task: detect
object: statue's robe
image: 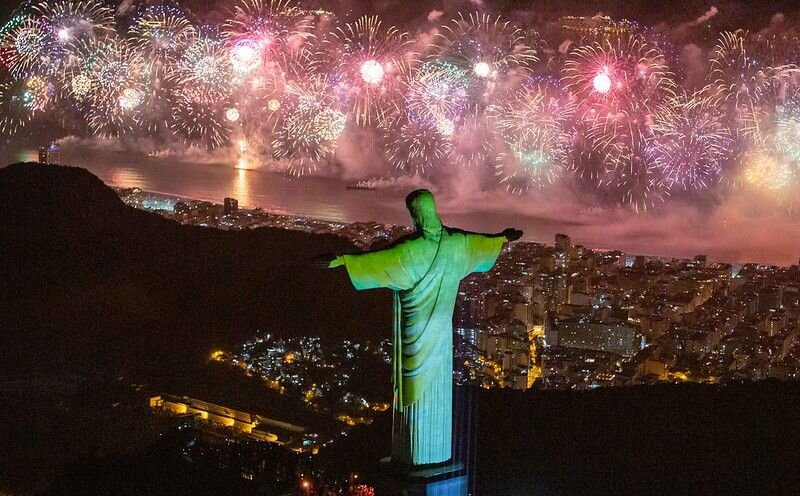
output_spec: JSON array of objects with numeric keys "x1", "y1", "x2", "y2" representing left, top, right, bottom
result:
[{"x1": 340, "y1": 227, "x2": 504, "y2": 466}]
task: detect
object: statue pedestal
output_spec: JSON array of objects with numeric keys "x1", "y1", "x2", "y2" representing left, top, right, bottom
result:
[{"x1": 373, "y1": 459, "x2": 468, "y2": 496}]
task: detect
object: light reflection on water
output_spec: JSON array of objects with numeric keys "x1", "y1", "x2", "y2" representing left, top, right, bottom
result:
[
  {"x1": 233, "y1": 167, "x2": 252, "y2": 208},
  {"x1": 111, "y1": 167, "x2": 151, "y2": 191},
  {"x1": 47, "y1": 146, "x2": 406, "y2": 225}
]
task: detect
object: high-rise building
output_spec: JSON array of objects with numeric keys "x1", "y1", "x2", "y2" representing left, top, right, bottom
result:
[
  {"x1": 544, "y1": 312, "x2": 558, "y2": 347},
  {"x1": 783, "y1": 286, "x2": 800, "y2": 308},
  {"x1": 512, "y1": 301, "x2": 534, "y2": 329},
  {"x1": 759, "y1": 285, "x2": 783, "y2": 311},
  {"x1": 555, "y1": 233, "x2": 571, "y2": 252},
  {"x1": 224, "y1": 197, "x2": 239, "y2": 215},
  {"x1": 766, "y1": 309, "x2": 786, "y2": 337},
  {"x1": 554, "y1": 318, "x2": 640, "y2": 356},
  {"x1": 47, "y1": 143, "x2": 61, "y2": 164}
]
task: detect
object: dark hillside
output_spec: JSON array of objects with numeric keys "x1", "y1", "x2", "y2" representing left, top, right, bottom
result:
[{"x1": 0, "y1": 162, "x2": 392, "y2": 378}]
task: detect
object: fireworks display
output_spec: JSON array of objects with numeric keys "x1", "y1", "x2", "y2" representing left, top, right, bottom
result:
[
  {"x1": 432, "y1": 13, "x2": 539, "y2": 94},
  {"x1": 129, "y1": 5, "x2": 194, "y2": 76},
  {"x1": 489, "y1": 79, "x2": 576, "y2": 193},
  {"x1": 320, "y1": 15, "x2": 412, "y2": 126},
  {"x1": 3, "y1": 1, "x2": 800, "y2": 211},
  {"x1": 650, "y1": 95, "x2": 731, "y2": 191},
  {"x1": 270, "y1": 75, "x2": 345, "y2": 175},
  {"x1": 384, "y1": 113, "x2": 453, "y2": 175},
  {"x1": 0, "y1": 77, "x2": 33, "y2": 134}
]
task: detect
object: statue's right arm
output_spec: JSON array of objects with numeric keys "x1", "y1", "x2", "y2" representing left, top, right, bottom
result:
[{"x1": 332, "y1": 241, "x2": 416, "y2": 291}]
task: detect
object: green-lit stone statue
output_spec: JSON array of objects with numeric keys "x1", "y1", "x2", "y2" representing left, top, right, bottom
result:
[{"x1": 325, "y1": 189, "x2": 522, "y2": 467}]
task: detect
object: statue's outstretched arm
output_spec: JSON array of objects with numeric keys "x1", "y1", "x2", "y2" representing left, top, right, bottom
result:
[
  {"x1": 460, "y1": 228, "x2": 522, "y2": 276},
  {"x1": 450, "y1": 227, "x2": 523, "y2": 242},
  {"x1": 325, "y1": 242, "x2": 416, "y2": 291}
]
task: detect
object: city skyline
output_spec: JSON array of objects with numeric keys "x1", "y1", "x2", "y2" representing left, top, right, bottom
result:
[{"x1": 122, "y1": 186, "x2": 800, "y2": 393}]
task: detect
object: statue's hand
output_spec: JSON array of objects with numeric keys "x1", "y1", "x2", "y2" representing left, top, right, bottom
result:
[
  {"x1": 502, "y1": 228, "x2": 523, "y2": 242},
  {"x1": 313, "y1": 253, "x2": 342, "y2": 269}
]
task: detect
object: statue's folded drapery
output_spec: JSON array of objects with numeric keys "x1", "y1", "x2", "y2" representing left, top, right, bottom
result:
[{"x1": 340, "y1": 196, "x2": 504, "y2": 465}]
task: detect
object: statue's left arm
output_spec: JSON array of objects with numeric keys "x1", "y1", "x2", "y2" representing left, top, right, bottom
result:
[{"x1": 461, "y1": 228, "x2": 522, "y2": 276}]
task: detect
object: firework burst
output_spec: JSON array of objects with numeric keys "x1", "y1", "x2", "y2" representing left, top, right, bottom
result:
[
  {"x1": 405, "y1": 59, "x2": 469, "y2": 130},
  {"x1": 650, "y1": 94, "x2": 732, "y2": 191},
  {"x1": 270, "y1": 75, "x2": 346, "y2": 175},
  {"x1": 704, "y1": 30, "x2": 791, "y2": 131},
  {"x1": 131, "y1": 71, "x2": 184, "y2": 137},
  {"x1": 31, "y1": 0, "x2": 115, "y2": 39},
  {"x1": 383, "y1": 112, "x2": 452, "y2": 175},
  {"x1": 174, "y1": 32, "x2": 233, "y2": 96},
  {"x1": 321, "y1": 15, "x2": 412, "y2": 126},
  {"x1": 489, "y1": 79, "x2": 576, "y2": 193},
  {"x1": 0, "y1": 16, "x2": 52, "y2": 78},
  {"x1": 129, "y1": 5, "x2": 195, "y2": 76},
  {"x1": 562, "y1": 34, "x2": 676, "y2": 123},
  {"x1": 69, "y1": 38, "x2": 146, "y2": 136},
  {"x1": 21, "y1": 0, "x2": 116, "y2": 76},
  {"x1": 170, "y1": 86, "x2": 233, "y2": 148},
  {"x1": 562, "y1": 35, "x2": 675, "y2": 210},
  {"x1": 448, "y1": 115, "x2": 495, "y2": 169},
  {"x1": 775, "y1": 92, "x2": 800, "y2": 162},
  {"x1": 222, "y1": 0, "x2": 312, "y2": 80},
  {"x1": 432, "y1": 13, "x2": 539, "y2": 90},
  {"x1": 741, "y1": 150, "x2": 795, "y2": 191},
  {"x1": 0, "y1": 76, "x2": 34, "y2": 134}
]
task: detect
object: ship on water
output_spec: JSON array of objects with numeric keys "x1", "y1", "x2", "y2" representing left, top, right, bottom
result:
[{"x1": 346, "y1": 178, "x2": 380, "y2": 190}]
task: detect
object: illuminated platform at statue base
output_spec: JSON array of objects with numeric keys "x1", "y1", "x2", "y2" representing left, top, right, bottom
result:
[{"x1": 374, "y1": 459, "x2": 468, "y2": 496}]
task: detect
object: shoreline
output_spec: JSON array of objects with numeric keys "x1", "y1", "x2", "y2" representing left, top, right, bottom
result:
[{"x1": 117, "y1": 185, "x2": 791, "y2": 269}]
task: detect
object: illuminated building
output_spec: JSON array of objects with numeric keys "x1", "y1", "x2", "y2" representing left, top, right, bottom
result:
[
  {"x1": 224, "y1": 197, "x2": 239, "y2": 216},
  {"x1": 555, "y1": 233, "x2": 571, "y2": 252},
  {"x1": 759, "y1": 285, "x2": 783, "y2": 311},
  {"x1": 149, "y1": 394, "x2": 316, "y2": 452},
  {"x1": 766, "y1": 309, "x2": 786, "y2": 337},
  {"x1": 173, "y1": 200, "x2": 223, "y2": 223},
  {"x1": 555, "y1": 317, "x2": 641, "y2": 356}
]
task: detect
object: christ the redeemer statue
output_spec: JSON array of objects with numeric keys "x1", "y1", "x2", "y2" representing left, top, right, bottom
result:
[{"x1": 325, "y1": 189, "x2": 522, "y2": 467}]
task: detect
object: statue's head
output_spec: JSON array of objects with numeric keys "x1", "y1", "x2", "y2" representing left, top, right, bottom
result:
[{"x1": 405, "y1": 189, "x2": 442, "y2": 235}]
